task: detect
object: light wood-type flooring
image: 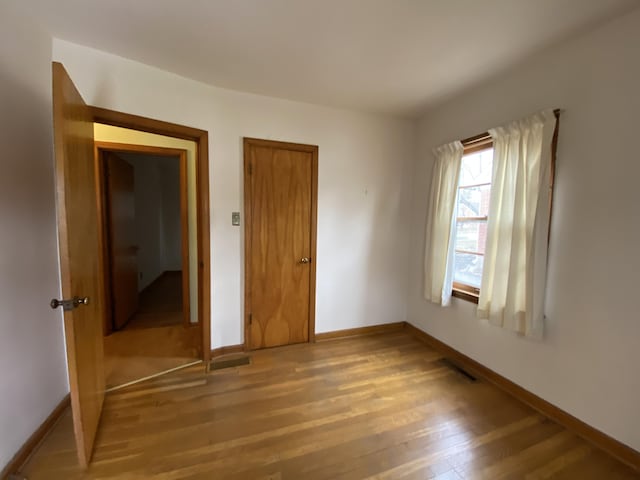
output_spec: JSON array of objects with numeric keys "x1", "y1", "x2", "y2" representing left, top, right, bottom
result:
[
  {"x1": 104, "y1": 271, "x2": 200, "y2": 388},
  {"x1": 23, "y1": 333, "x2": 639, "y2": 479},
  {"x1": 127, "y1": 272, "x2": 185, "y2": 329}
]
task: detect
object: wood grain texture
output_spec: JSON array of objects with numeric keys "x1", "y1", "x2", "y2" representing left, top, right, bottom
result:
[
  {"x1": 250, "y1": 145, "x2": 311, "y2": 347},
  {"x1": 0, "y1": 395, "x2": 70, "y2": 479},
  {"x1": 244, "y1": 138, "x2": 318, "y2": 350},
  {"x1": 179, "y1": 152, "x2": 191, "y2": 328},
  {"x1": 90, "y1": 108, "x2": 212, "y2": 363},
  {"x1": 404, "y1": 322, "x2": 640, "y2": 472},
  {"x1": 21, "y1": 333, "x2": 638, "y2": 479},
  {"x1": 105, "y1": 152, "x2": 138, "y2": 330},
  {"x1": 52, "y1": 62, "x2": 105, "y2": 468},
  {"x1": 451, "y1": 288, "x2": 480, "y2": 304},
  {"x1": 104, "y1": 324, "x2": 200, "y2": 389},
  {"x1": 129, "y1": 271, "x2": 184, "y2": 329},
  {"x1": 94, "y1": 147, "x2": 113, "y2": 337},
  {"x1": 104, "y1": 272, "x2": 199, "y2": 389},
  {"x1": 94, "y1": 141, "x2": 187, "y2": 157},
  {"x1": 315, "y1": 322, "x2": 405, "y2": 341}
]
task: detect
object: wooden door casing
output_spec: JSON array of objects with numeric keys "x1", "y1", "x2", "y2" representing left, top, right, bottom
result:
[
  {"x1": 178, "y1": 153, "x2": 191, "y2": 328},
  {"x1": 52, "y1": 62, "x2": 105, "y2": 467},
  {"x1": 244, "y1": 138, "x2": 318, "y2": 350},
  {"x1": 105, "y1": 152, "x2": 139, "y2": 330},
  {"x1": 90, "y1": 108, "x2": 211, "y2": 363}
]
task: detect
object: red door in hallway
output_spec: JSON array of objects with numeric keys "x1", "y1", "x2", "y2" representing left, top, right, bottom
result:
[{"x1": 243, "y1": 138, "x2": 318, "y2": 349}]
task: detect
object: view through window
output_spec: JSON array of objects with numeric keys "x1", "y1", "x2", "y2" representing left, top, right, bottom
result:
[{"x1": 453, "y1": 147, "x2": 493, "y2": 293}]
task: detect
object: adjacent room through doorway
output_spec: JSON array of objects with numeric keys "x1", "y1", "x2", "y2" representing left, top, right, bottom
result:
[{"x1": 95, "y1": 138, "x2": 201, "y2": 389}]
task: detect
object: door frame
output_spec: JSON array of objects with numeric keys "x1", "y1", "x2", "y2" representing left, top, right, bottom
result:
[
  {"x1": 243, "y1": 137, "x2": 318, "y2": 350},
  {"x1": 95, "y1": 142, "x2": 192, "y2": 334},
  {"x1": 91, "y1": 107, "x2": 211, "y2": 363}
]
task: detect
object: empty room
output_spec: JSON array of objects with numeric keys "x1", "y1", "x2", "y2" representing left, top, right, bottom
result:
[{"x1": 1, "y1": 1, "x2": 639, "y2": 479}]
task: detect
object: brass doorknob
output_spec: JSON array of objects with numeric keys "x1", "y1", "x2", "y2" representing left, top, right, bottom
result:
[{"x1": 300, "y1": 257, "x2": 311, "y2": 264}]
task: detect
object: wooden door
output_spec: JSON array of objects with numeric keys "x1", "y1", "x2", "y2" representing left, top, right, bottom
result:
[
  {"x1": 52, "y1": 62, "x2": 105, "y2": 467},
  {"x1": 105, "y1": 152, "x2": 139, "y2": 330},
  {"x1": 244, "y1": 138, "x2": 318, "y2": 349}
]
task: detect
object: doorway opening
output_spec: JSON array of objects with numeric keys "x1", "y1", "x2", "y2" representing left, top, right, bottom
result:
[
  {"x1": 95, "y1": 141, "x2": 200, "y2": 388},
  {"x1": 89, "y1": 109, "x2": 211, "y2": 369}
]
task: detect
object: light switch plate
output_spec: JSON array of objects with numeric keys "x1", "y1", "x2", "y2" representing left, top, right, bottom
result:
[{"x1": 232, "y1": 212, "x2": 241, "y2": 226}]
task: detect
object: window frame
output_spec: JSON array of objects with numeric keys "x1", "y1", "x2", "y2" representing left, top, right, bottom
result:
[
  {"x1": 451, "y1": 109, "x2": 560, "y2": 304},
  {"x1": 452, "y1": 136, "x2": 493, "y2": 304}
]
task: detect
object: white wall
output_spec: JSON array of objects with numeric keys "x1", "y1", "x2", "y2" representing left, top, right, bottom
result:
[
  {"x1": 124, "y1": 154, "x2": 165, "y2": 290},
  {"x1": 121, "y1": 154, "x2": 182, "y2": 290},
  {"x1": 408, "y1": 9, "x2": 640, "y2": 451},
  {"x1": 54, "y1": 39, "x2": 416, "y2": 349},
  {"x1": 158, "y1": 158, "x2": 182, "y2": 272},
  {"x1": 0, "y1": 6, "x2": 69, "y2": 471}
]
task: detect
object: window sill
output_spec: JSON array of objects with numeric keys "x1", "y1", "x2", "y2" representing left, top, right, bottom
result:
[{"x1": 452, "y1": 288, "x2": 479, "y2": 304}]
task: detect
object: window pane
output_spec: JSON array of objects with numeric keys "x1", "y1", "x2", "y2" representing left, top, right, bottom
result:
[
  {"x1": 453, "y1": 252, "x2": 484, "y2": 288},
  {"x1": 458, "y1": 184, "x2": 491, "y2": 218},
  {"x1": 455, "y1": 220, "x2": 488, "y2": 254},
  {"x1": 459, "y1": 148, "x2": 493, "y2": 187}
]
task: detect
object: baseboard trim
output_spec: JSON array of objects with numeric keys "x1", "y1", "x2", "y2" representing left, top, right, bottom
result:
[
  {"x1": 315, "y1": 322, "x2": 405, "y2": 341},
  {"x1": 211, "y1": 344, "x2": 245, "y2": 358},
  {"x1": 0, "y1": 394, "x2": 70, "y2": 479},
  {"x1": 213, "y1": 323, "x2": 405, "y2": 356},
  {"x1": 403, "y1": 322, "x2": 640, "y2": 472}
]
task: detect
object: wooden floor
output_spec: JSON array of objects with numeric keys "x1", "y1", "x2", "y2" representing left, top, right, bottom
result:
[
  {"x1": 128, "y1": 271, "x2": 185, "y2": 329},
  {"x1": 104, "y1": 271, "x2": 199, "y2": 388},
  {"x1": 23, "y1": 333, "x2": 639, "y2": 479}
]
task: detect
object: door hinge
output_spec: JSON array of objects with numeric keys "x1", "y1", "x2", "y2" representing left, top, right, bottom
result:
[
  {"x1": 248, "y1": 163, "x2": 253, "y2": 175},
  {"x1": 249, "y1": 313, "x2": 252, "y2": 325}
]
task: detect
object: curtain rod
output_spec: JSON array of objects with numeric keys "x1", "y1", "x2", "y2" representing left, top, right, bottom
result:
[{"x1": 461, "y1": 109, "x2": 561, "y2": 146}]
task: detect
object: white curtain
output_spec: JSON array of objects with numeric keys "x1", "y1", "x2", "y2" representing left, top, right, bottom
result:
[
  {"x1": 424, "y1": 141, "x2": 464, "y2": 306},
  {"x1": 478, "y1": 110, "x2": 557, "y2": 337}
]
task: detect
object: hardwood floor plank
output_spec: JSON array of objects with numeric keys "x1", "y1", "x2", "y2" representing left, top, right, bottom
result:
[
  {"x1": 523, "y1": 444, "x2": 592, "y2": 480},
  {"x1": 19, "y1": 333, "x2": 640, "y2": 479},
  {"x1": 104, "y1": 271, "x2": 199, "y2": 389}
]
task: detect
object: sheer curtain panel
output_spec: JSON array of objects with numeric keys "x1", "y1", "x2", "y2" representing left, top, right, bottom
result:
[
  {"x1": 478, "y1": 110, "x2": 557, "y2": 337},
  {"x1": 424, "y1": 141, "x2": 464, "y2": 306}
]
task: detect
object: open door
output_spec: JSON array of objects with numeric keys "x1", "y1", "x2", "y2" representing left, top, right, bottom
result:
[
  {"x1": 104, "y1": 152, "x2": 139, "y2": 330},
  {"x1": 52, "y1": 62, "x2": 105, "y2": 467}
]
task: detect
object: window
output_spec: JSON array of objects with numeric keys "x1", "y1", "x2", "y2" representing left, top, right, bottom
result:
[
  {"x1": 452, "y1": 141, "x2": 493, "y2": 302},
  {"x1": 426, "y1": 110, "x2": 559, "y2": 320}
]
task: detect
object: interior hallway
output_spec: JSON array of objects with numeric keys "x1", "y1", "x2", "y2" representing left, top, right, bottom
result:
[
  {"x1": 104, "y1": 272, "x2": 200, "y2": 388},
  {"x1": 22, "y1": 332, "x2": 637, "y2": 479}
]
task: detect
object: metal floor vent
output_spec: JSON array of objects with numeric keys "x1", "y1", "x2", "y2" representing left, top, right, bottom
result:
[
  {"x1": 438, "y1": 358, "x2": 477, "y2": 382},
  {"x1": 210, "y1": 355, "x2": 250, "y2": 371}
]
